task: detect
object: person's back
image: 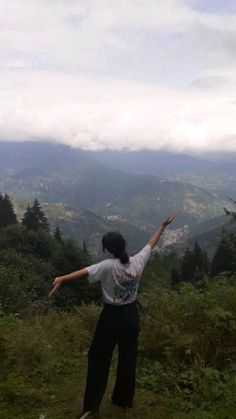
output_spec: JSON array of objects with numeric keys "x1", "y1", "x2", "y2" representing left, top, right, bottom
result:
[
  {"x1": 48, "y1": 215, "x2": 175, "y2": 419},
  {"x1": 86, "y1": 244, "x2": 151, "y2": 305}
]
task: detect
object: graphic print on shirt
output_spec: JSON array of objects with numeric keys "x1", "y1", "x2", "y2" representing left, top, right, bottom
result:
[{"x1": 113, "y1": 271, "x2": 139, "y2": 304}]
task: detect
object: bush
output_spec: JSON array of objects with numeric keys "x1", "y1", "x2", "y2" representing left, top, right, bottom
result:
[{"x1": 138, "y1": 278, "x2": 236, "y2": 405}]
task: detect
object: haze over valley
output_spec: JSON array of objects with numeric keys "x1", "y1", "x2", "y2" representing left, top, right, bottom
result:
[{"x1": 0, "y1": 141, "x2": 235, "y2": 258}]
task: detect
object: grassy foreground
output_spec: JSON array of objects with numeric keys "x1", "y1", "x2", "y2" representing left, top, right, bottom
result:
[{"x1": 1, "y1": 291, "x2": 236, "y2": 419}]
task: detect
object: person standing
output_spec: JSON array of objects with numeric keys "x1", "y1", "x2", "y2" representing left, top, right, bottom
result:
[{"x1": 49, "y1": 215, "x2": 175, "y2": 418}]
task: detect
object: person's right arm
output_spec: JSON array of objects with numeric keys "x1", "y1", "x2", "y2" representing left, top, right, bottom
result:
[
  {"x1": 147, "y1": 215, "x2": 175, "y2": 249},
  {"x1": 48, "y1": 268, "x2": 89, "y2": 299},
  {"x1": 48, "y1": 259, "x2": 111, "y2": 300}
]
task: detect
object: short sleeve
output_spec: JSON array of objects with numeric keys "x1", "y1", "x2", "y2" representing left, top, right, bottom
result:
[
  {"x1": 86, "y1": 260, "x2": 110, "y2": 284},
  {"x1": 132, "y1": 245, "x2": 152, "y2": 272}
]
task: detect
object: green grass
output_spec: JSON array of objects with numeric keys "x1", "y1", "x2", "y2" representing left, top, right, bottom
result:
[
  {"x1": 1, "y1": 354, "x2": 235, "y2": 419},
  {"x1": 1, "y1": 304, "x2": 235, "y2": 419},
  {"x1": 1, "y1": 365, "x2": 235, "y2": 419}
]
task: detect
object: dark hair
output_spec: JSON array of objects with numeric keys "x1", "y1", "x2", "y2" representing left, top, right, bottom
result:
[{"x1": 102, "y1": 231, "x2": 129, "y2": 264}]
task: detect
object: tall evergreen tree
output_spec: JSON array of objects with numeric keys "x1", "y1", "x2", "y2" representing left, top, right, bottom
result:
[
  {"x1": 0, "y1": 193, "x2": 17, "y2": 228},
  {"x1": 83, "y1": 240, "x2": 88, "y2": 254},
  {"x1": 211, "y1": 233, "x2": 236, "y2": 276},
  {"x1": 193, "y1": 242, "x2": 209, "y2": 274},
  {"x1": 54, "y1": 225, "x2": 63, "y2": 242},
  {"x1": 0, "y1": 193, "x2": 4, "y2": 227},
  {"x1": 22, "y1": 205, "x2": 36, "y2": 230},
  {"x1": 180, "y1": 242, "x2": 209, "y2": 283},
  {"x1": 32, "y1": 199, "x2": 49, "y2": 232},
  {"x1": 181, "y1": 248, "x2": 194, "y2": 282},
  {"x1": 22, "y1": 199, "x2": 49, "y2": 232}
]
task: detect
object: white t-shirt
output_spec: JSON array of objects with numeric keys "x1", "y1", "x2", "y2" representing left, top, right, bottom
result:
[{"x1": 86, "y1": 244, "x2": 152, "y2": 305}]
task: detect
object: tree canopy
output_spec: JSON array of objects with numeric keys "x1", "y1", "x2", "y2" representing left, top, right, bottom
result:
[
  {"x1": 0, "y1": 196, "x2": 99, "y2": 314},
  {"x1": 22, "y1": 199, "x2": 49, "y2": 232},
  {"x1": 0, "y1": 193, "x2": 17, "y2": 228}
]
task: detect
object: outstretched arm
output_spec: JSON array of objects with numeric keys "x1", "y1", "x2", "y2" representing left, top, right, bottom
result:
[
  {"x1": 148, "y1": 215, "x2": 175, "y2": 249},
  {"x1": 48, "y1": 268, "x2": 89, "y2": 299}
]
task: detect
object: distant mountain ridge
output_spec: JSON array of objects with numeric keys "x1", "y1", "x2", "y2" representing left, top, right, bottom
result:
[
  {"x1": 85, "y1": 148, "x2": 236, "y2": 199},
  {"x1": 0, "y1": 141, "x2": 234, "y2": 248},
  {"x1": 0, "y1": 143, "x2": 227, "y2": 222},
  {"x1": 85, "y1": 149, "x2": 218, "y2": 176}
]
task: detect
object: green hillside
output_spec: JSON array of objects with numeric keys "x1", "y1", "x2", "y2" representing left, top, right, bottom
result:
[
  {"x1": 0, "y1": 193, "x2": 235, "y2": 418},
  {"x1": 0, "y1": 142, "x2": 231, "y2": 239},
  {"x1": 169, "y1": 172, "x2": 236, "y2": 201},
  {"x1": 169, "y1": 219, "x2": 236, "y2": 257},
  {"x1": 13, "y1": 198, "x2": 149, "y2": 259}
]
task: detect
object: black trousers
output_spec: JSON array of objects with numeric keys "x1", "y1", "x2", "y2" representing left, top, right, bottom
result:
[{"x1": 83, "y1": 301, "x2": 140, "y2": 412}]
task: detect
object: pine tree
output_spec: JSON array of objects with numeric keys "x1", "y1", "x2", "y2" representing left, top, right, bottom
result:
[
  {"x1": 0, "y1": 193, "x2": 4, "y2": 227},
  {"x1": 3, "y1": 194, "x2": 17, "y2": 226},
  {"x1": 83, "y1": 240, "x2": 88, "y2": 254},
  {"x1": 180, "y1": 242, "x2": 209, "y2": 283},
  {"x1": 22, "y1": 200, "x2": 49, "y2": 232},
  {"x1": 211, "y1": 233, "x2": 236, "y2": 276},
  {"x1": 0, "y1": 193, "x2": 17, "y2": 228},
  {"x1": 193, "y1": 242, "x2": 209, "y2": 274},
  {"x1": 32, "y1": 199, "x2": 49, "y2": 232},
  {"x1": 54, "y1": 225, "x2": 63, "y2": 242},
  {"x1": 22, "y1": 205, "x2": 35, "y2": 230},
  {"x1": 181, "y1": 248, "x2": 194, "y2": 282}
]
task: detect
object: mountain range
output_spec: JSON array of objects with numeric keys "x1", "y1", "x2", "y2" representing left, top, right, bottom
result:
[
  {"x1": 85, "y1": 149, "x2": 236, "y2": 199},
  {"x1": 0, "y1": 141, "x2": 235, "y2": 257}
]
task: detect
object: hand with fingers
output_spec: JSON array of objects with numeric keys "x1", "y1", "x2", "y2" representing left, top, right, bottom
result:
[
  {"x1": 147, "y1": 214, "x2": 176, "y2": 249},
  {"x1": 161, "y1": 215, "x2": 175, "y2": 227},
  {"x1": 48, "y1": 276, "x2": 64, "y2": 300}
]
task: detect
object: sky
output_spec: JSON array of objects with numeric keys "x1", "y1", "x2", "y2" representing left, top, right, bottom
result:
[{"x1": 0, "y1": 0, "x2": 236, "y2": 152}]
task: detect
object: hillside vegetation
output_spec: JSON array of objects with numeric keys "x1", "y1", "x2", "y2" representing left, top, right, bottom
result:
[
  {"x1": 0, "y1": 195, "x2": 235, "y2": 418},
  {"x1": 12, "y1": 198, "x2": 149, "y2": 259}
]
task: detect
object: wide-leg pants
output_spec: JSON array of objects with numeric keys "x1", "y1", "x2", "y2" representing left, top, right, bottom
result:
[{"x1": 83, "y1": 301, "x2": 140, "y2": 412}]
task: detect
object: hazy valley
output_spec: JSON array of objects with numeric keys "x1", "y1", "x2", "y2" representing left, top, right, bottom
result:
[{"x1": 0, "y1": 141, "x2": 235, "y2": 257}]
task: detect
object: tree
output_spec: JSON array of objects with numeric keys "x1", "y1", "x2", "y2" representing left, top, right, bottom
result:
[
  {"x1": 83, "y1": 240, "x2": 88, "y2": 254},
  {"x1": 22, "y1": 199, "x2": 49, "y2": 232},
  {"x1": 211, "y1": 233, "x2": 236, "y2": 276},
  {"x1": 21, "y1": 205, "x2": 35, "y2": 230},
  {"x1": 54, "y1": 225, "x2": 63, "y2": 242},
  {"x1": 180, "y1": 242, "x2": 209, "y2": 283},
  {"x1": 193, "y1": 242, "x2": 209, "y2": 274},
  {"x1": 181, "y1": 248, "x2": 194, "y2": 282},
  {"x1": 0, "y1": 223, "x2": 99, "y2": 314},
  {"x1": 0, "y1": 193, "x2": 17, "y2": 228},
  {"x1": 170, "y1": 268, "x2": 181, "y2": 289}
]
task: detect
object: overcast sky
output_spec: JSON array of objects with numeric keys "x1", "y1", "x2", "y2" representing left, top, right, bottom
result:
[{"x1": 1, "y1": 0, "x2": 236, "y2": 152}]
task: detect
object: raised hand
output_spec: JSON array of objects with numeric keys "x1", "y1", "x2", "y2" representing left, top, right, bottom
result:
[
  {"x1": 147, "y1": 215, "x2": 176, "y2": 249},
  {"x1": 161, "y1": 215, "x2": 175, "y2": 227}
]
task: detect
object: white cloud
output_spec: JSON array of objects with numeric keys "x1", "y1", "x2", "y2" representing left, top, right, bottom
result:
[
  {"x1": 0, "y1": 70, "x2": 236, "y2": 152},
  {"x1": 0, "y1": 0, "x2": 236, "y2": 151}
]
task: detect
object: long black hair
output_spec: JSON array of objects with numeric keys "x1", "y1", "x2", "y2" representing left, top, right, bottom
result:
[{"x1": 102, "y1": 231, "x2": 129, "y2": 264}]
